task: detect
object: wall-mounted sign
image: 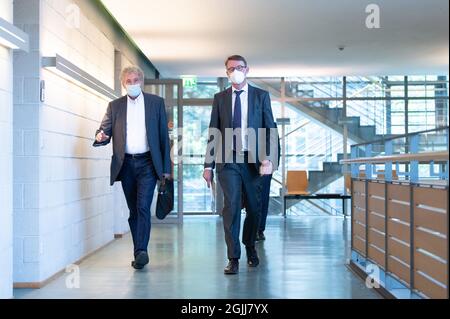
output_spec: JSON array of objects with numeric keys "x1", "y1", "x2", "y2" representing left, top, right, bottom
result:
[{"x1": 182, "y1": 76, "x2": 197, "y2": 88}]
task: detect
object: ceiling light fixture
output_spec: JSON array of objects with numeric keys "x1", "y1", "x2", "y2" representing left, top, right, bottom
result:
[
  {"x1": 42, "y1": 54, "x2": 120, "y2": 100},
  {"x1": 0, "y1": 17, "x2": 29, "y2": 52}
]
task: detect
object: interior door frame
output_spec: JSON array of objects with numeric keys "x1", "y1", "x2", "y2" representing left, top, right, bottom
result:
[{"x1": 145, "y1": 79, "x2": 183, "y2": 224}]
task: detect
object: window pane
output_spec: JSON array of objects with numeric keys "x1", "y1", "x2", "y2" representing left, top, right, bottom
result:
[{"x1": 182, "y1": 106, "x2": 213, "y2": 213}]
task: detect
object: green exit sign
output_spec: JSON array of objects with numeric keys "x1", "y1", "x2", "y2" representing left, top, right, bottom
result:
[{"x1": 182, "y1": 76, "x2": 197, "y2": 88}]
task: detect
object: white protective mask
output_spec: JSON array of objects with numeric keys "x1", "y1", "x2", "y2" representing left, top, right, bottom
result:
[
  {"x1": 229, "y1": 70, "x2": 246, "y2": 85},
  {"x1": 126, "y1": 84, "x2": 142, "y2": 98}
]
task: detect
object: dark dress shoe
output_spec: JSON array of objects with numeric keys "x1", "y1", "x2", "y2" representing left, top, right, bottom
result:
[
  {"x1": 132, "y1": 251, "x2": 149, "y2": 269},
  {"x1": 246, "y1": 246, "x2": 259, "y2": 267},
  {"x1": 224, "y1": 259, "x2": 239, "y2": 275},
  {"x1": 256, "y1": 231, "x2": 266, "y2": 241}
]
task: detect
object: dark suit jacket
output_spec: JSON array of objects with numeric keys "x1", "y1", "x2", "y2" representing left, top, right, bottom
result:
[
  {"x1": 93, "y1": 93, "x2": 171, "y2": 185},
  {"x1": 204, "y1": 84, "x2": 279, "y2": 172}
]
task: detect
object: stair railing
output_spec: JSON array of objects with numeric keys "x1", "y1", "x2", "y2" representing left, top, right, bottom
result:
[{"x1": 288, "y1": 76, "x2": 386, "y2": 132}]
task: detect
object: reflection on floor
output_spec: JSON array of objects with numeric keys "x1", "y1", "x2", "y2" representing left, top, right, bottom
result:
[{"x1": 14, "y1": 216, "x2": 380, "y2": 299}]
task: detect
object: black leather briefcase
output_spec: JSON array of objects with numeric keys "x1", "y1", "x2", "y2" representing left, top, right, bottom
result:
[{"x1": 156, "y1": 178, "x2": 174, "y2": 220}]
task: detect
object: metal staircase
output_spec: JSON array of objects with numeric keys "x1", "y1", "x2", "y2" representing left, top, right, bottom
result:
[
  {"x1": 250, "y1": 77, "x2": 391, "y2": 144},
  {"x1": 248, "y1": 77, "x2": 396, "y2": 215}
]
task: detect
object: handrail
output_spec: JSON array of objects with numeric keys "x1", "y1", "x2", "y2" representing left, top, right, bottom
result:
[
  {"x1": 312, "y1": 198, "x2": 341, "y2": 216},
  {"x1": 340, "y1": 151, "x2": 449, "y2": 164},
  {"x1": 351, "y1": 126, "x2": 449, "y2": 147},
  {"x1": 287, "y1": 125, "x2": 342, "y2": 152},
  {"x1": 282, "y1": 120, "x2": 310, "y2": 139},
  {"x1": 287, "y1": 134, "x2": 342, "y2": 160},
  {"x1": 253, "y1": 77, "x2": 386, "y2": 141},
  {"x1": 271, "y1": 176, "x2": 283, "y2": 186},
  {"x1": 272, "y1": 137, "x2": 342, "y2": 183},
  {"x1": 288, "y1": 76, "x2": 387, "y2": 130}
]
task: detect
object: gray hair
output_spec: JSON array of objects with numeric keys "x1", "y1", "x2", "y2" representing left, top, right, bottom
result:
[{"x1": 121, "y1": 66, "x2": 144, "y2": 84}]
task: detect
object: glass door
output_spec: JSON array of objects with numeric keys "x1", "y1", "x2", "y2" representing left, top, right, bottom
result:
[
  {"x1": 144, "y1": 79, "x2": 183, "y2": 224},
  {"x1": 181, "y1": 79, "x2": 222, "y2": 215},
  {"x1": 182, "y1": 105, "x2": 213, "y2": 214}
]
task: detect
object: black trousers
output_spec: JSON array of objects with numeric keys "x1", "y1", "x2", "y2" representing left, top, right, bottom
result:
[
  {"x1": 259, "y1": 174, "x2": 272, "y2": 232},
  {"x1": 218, "y1": 155, "x2": 262, "y2": 260},
  {"x1": 119, "y1": 153, "x2": 157, "y2": 256}
]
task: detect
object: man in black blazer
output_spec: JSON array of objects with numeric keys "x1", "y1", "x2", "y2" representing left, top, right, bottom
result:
[
  {"x1": 257, "y1": 133, "x2": 281, "y2": 242},
  {"x1": 93, "y1": 66, "x2": 171, "y2": 270},
  {"x1": 203, "y1": 55, "x2": 279, "y2": 274}
]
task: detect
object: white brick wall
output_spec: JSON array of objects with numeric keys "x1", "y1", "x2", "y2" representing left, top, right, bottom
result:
[
  {"x1": 38, "y1": 0, "x2": 120, "y2": 281},
  {"x1": 40, "y1": 0, "x2": 114, "y2": 88},
  {"x1": 13, "y1": 0, "x2": 41, "y2": 284},
  {"x1": 0, "y1": 0, "x2": 14, "y2": 299},
  {"x1": 13, "y1": 0, "x2": 128, "y2": 284}
]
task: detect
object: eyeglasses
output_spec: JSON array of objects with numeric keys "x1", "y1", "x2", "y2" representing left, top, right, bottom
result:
[{"x1": 226, "y1": 65, "x2": 247, "y2": 73}]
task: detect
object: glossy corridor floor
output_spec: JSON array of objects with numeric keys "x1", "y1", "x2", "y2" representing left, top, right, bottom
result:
[{"x1": 14, "y1": 216, "x2": 380, "y2": 299}]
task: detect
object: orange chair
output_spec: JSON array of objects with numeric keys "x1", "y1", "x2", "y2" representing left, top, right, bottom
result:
[{"x1": 286, "y1": 170, "x2": 310, "y2": 195}]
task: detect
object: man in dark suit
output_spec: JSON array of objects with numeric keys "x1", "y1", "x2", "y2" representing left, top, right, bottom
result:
[
  {"x1": 93, "y1": 66, "x2": 171, "y2": 270},
  {"x1": 257, "y1": 134, "x2": 281, "y2": 241},
  {"x1": 203, "y1": 55, "x2": 279, "y2": 274}
]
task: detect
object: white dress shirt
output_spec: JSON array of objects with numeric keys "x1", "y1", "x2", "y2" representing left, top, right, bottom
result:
[
  {"x1": 125, "y1": 92, "x2": 150, "y2": 154},
  {"x1": 232, "y1": 83, "x2": 249, "y2": 151}
]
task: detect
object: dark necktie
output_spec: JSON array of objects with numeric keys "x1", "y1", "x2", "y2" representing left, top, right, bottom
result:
[{"x1": 233, "y1": 90, "x2": 244, "y2": 151}]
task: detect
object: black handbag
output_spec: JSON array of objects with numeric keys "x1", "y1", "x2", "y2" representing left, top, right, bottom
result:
[{"x1": 156, "y1": 178, "x2": 174, "y2": 220}]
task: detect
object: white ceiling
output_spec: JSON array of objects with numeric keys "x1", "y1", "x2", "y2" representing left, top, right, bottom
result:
[{"x1": 101, "y1": 0, "x2": 449, "y2": 78}]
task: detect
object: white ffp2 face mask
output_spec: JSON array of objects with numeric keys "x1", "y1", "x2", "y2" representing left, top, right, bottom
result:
[
  {"x1": 229, "y1": 70, "x2": 246, "y2": 85},
  {"x1": 126, "y1": 84, "x2": 142, "y2": 98}
]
